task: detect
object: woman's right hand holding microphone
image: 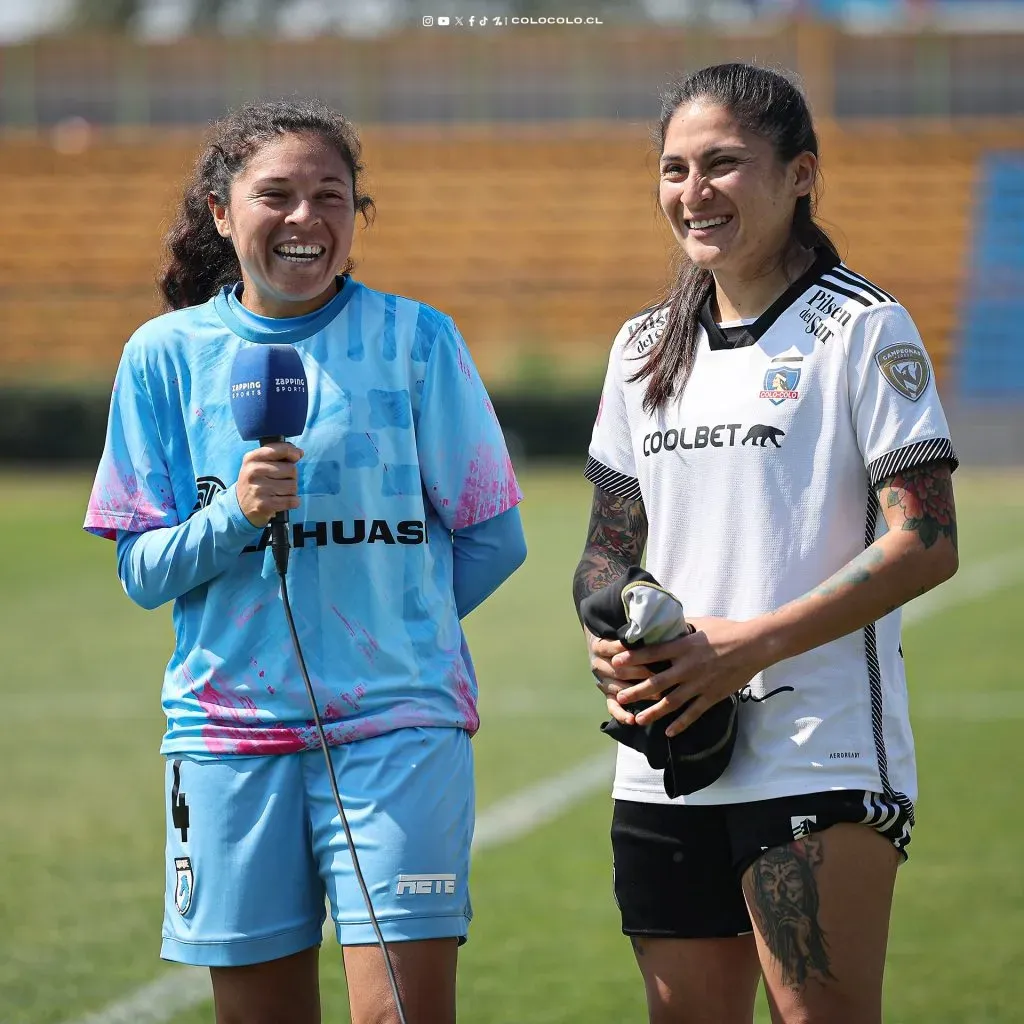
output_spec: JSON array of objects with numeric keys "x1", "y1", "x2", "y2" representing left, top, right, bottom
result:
[{"x1": 236, "y1": 442, "x2": 304, "y2": 528}]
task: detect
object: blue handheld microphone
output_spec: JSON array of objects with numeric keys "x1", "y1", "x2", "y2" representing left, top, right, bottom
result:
[{"x1": 229, "y1": 344, "x2": 309, "y2": 576}]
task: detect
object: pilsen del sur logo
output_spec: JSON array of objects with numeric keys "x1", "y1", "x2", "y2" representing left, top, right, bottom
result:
[{"x1": 631, "y1": 308, "x2": 669, "y2": 356}]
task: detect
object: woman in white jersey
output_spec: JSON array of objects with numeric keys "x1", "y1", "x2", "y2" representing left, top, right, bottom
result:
[
  {"x1": 574, "y1": 64, "x2": 958, "y2": 1024},
  {"x1": 84, "y1": 100, "x2": 525, "y2": 1024}
]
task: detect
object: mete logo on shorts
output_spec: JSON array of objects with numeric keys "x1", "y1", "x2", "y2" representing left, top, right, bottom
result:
[
  {"x1": 174, "y1": 856, "x2": 194, "y2": 915},
  {"x1": 790, "y1": 815, "x2": 817, "y2": 840},
  {"x1": 395, "y1": 873, "x2": 456, "y2": 895}
]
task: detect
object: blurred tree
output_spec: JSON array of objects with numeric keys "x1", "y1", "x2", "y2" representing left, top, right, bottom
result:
[
  {"x1": 512, "y1": 0, "x2": 634, "y2": 12},
  {"x1": 189, "y1": 0, "x2": 285, "y2": 34},
  {"x1": 189, "y1": 0, "x2": 230, "y2": 32},
  {"x1": 72, "y1": 0, "x2": 287, "y2": 34},
  {"x1": 72, "y1": 0, "x2": 141, "y2": 30},
  {"x1": 400, "y1": 0, "x2": 650, "y2": 15}
]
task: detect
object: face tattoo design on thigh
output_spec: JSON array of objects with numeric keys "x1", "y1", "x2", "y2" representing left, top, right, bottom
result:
[{"x1": 746, "y1": 836, "x2": 836, "y2": 988}]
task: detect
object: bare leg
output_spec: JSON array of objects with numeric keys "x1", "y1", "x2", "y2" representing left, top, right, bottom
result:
[
  {"x1": 629, "y1": 933, "x2": 761, "y2": 1024},
  {"x1": 344, "y1": 937, "x2": 458, "y2": 1024},
  {"x1": 742, "y1": 823, "x2": 899, "y2": 1024},
  {"x1": 210, "y1": 945, "x2": 321, "y2": 1024}
]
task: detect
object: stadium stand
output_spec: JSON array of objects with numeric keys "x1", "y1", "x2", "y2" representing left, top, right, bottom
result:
[{"x1": 1, "y1": 123, "x2": 1022, "y2": 386}]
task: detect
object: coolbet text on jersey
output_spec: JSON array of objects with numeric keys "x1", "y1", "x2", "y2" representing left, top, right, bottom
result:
[{"x1": 587, "y1": 250, "x2": 957, "y2": 831}]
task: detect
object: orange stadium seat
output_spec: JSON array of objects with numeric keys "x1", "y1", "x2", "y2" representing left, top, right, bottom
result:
[{"x1": 1, "y1": 123, "x2": 1022, "y2": 387}]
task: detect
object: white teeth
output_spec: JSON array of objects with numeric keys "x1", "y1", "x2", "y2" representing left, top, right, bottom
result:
[
  {"x1": 688, "y1": 216, "x2": 730, "y2": 230},
  {"x1": 275, "y1": 244, "x2": 325, "y2": 258}
]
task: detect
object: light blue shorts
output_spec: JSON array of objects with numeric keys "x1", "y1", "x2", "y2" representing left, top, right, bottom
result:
[{"x1": 161, "y1": 726, "x2": 474, "y2": 967}]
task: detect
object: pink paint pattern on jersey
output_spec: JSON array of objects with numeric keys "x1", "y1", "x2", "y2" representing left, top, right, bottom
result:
[
  {"x1": 331, "y1": 608, "x2": 380, "y2": 667},
  {"x1": 193, "y1": 676, "x2": 317, "y2": 755},
  {"x1": 455, "y1": 340, "x2": 474, "y2": 382},
  {"x1": 450, "y1": 660, "x2": 480, "y2": 735},
  {"x1": 84, "y1": 467, "x2": 177, "y2": 540},
  {"x1": 451, "y1": 446, "x2": 522, "y2": 530},
  {"x1": 324, "y1": 683, "x2": 368, "y2": 719},
  {"x1": 200, "y1": 722, "x2": 318, "y2": 755},
  {"x1": 235, "y1": 602, "x2": 265, "y2": 628},
  {"x1": 191, "y1": 668, "x2": 443, "y2": 755},
  {"x1": 323, "y1": 702, "x2": 439, "y2": 745}
]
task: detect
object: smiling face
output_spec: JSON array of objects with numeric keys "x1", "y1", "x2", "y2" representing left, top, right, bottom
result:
[
  {"x1": 209, "y1": 131, "x2": 356, "y2": 318},
  {"x1": 658, "y1": 101, "x2": 816, "y2": 283}
]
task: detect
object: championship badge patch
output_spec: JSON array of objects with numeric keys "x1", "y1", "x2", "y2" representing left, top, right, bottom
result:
[
  {"x1": 760, "y1": 366, "x2": 801, "y2": 405},
  {"x1": 875, "y1": 343, "x2": 930, "y2": 401},
  {"x1": 174, "y1": 856, "x2": 194, "y2": 916}
]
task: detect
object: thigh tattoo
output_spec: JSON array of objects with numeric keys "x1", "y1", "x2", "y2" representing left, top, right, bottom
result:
[{"x1": 744, "y1": 836, "x2": 836, "y2": 988}]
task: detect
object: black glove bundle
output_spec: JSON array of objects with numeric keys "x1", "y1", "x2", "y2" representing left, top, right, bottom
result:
[{"x1": 579, "y1": 565, "x2": 738, "y2": 798}]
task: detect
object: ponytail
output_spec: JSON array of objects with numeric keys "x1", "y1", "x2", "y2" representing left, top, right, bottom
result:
[{"x1": 160, "y1": 149, "x2": 240, "y2": 310}]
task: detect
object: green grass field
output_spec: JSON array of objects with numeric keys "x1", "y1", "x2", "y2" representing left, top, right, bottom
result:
[{"x1": 2, "y1": 466, "x2": 1023, "y2": 1023}]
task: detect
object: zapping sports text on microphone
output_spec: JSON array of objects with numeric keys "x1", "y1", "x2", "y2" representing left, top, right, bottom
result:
[{"x1": 229, "y1": 343, "x2": 308, "y2": 576}]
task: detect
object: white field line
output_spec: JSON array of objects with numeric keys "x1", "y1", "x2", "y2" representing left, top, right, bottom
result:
[
  {"x1": 472, "y1": 751, "x2": 613, "y2": 852},
  {"x1": 62, "y1": 970, "x2": 212, "y2": 1024},
  {"x1": 902, "y1": 548, "x2": 1024, "y2": 625},
  {"x1": 60, "y1": 551, "x2": 1024, "y2": 1024}
]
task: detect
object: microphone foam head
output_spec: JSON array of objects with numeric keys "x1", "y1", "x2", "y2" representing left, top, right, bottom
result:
[{"x1": 229, "y1": 344, "x2": 309, "y2": 441}]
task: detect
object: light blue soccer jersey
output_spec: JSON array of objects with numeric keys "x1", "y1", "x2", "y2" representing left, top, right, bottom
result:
[{"x1": 85, "y1": 277, "x2": 522, "y2": 756}]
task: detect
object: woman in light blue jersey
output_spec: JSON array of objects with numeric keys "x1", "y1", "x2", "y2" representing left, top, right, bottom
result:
[{"x1": 84, "y1": 99, "x2": 526, "y2": 1024}]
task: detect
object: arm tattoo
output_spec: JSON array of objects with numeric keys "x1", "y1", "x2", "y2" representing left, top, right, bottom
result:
[
  {"x1": 572, "y1": 486, "x2": 648, "y2": 619},
  {"x1": 877, "y1": 460, "x2": 958, "y2": 552},
  {"x1": 796, "y1": 546, "x2": 885, "y2": 606},
  {"x1": 785, "y1": 461, "x2": 957, "y2": 613},
  {"x1": 743, "y1": 835, "x2": 836, "y2": 989}
]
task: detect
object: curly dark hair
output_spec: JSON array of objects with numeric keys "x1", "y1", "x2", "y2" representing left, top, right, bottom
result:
[{"x1": 159, "y1": 98, "x2": 376, "y2": 311}]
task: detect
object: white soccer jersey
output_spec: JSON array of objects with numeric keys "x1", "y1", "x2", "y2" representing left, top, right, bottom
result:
[{"x1": 586, "y1": 250, "x2": 958, "y2": 811}]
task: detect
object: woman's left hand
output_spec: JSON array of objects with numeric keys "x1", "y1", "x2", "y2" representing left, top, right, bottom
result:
[{"x1": 611, "y1": 616, "x2": 766, "y2": 737}]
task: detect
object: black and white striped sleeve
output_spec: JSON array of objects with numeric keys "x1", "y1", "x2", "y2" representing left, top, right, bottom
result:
[
  {"x1": 847, "y1": 303, "x2": 959, "y2": 487},
  {"x1": 583, "y1": 456, "x2": 642, "y2": 500},
  {"x1": 867, "y1": 438, "x2": 959, "y2": 488},
  {"x1": 585, "y1": 329, "x2": 641, "y2": 500}
]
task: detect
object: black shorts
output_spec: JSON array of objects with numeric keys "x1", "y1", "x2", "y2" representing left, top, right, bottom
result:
[{"x1": 611, "y1": 790, "x2": 913, "y2": 939}]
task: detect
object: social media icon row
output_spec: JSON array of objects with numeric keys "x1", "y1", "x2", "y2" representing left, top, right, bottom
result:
[{"x1": 422, "y1": 16, "x2": 495, "y2": 27}]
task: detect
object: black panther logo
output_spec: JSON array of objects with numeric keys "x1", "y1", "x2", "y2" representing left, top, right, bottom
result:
[{"x1": 741, "y1": 424, "x2": 785, "y2": 448}]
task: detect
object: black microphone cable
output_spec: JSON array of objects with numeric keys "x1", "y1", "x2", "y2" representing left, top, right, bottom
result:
[{"x1": 270, "y1": 519, "x2": 409, "y2": 1024}]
